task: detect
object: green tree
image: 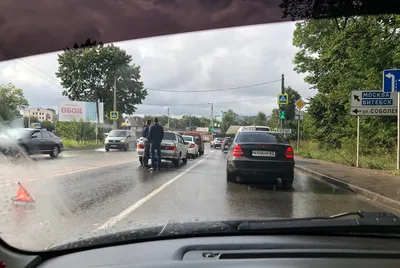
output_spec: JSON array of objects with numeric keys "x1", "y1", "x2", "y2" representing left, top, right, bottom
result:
[
  {"x1": 221, "y1": 109, "x2": 235, "y2": 133},
  {"x1": 0, "y1": 83, "x2": 29, "y2": 122},
  {"x1": 267, "y1": 108, "x2": 280, "y2": 129},
  {"x1": 254, "y1": 112, "x2": 267, "y2": 125},
  {"x1": 293, "y1": 15, "x2": 400, "y2": 148},
  {"x1": 23, "y1": 116, "x2": 39, "y2": 128},
  {"x1": 56, "y1": 44, "x2": 147, "y2": 122}
]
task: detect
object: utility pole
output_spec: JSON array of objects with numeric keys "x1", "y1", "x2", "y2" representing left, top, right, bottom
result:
[
  {"x1": 280, "y1": 74, "x2": 285, "y2": 130},
  {"x1": 207, "y1": 102, "x2": 214, "y2": 128},
  {"x1": 167, "y1": 107, "x2": 170, "y2": 130},
  {"x1": 113, "y1": 76, "x2": 117, "y2": 130}
]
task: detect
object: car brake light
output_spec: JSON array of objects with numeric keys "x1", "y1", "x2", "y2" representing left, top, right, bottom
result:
[
  {"x1": 284, "y1": 146, "x2": 294, "y2": 159},
  {"x1": 232, "y1": 145, "x2": 244, "y2": 157},
  {"x1": 190, "y1": 143, "x2": 195, "y2": 148},
  {"x1": 137, "y1": 144, "x2": 144, "y2": 149}
]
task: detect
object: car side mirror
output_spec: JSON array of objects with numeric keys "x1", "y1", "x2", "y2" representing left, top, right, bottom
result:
[
  {"x1": 31, "y1": 135, "x2": 39, "y2": 139},
  {"x1": 184, "y1": 142, "x2": 189, "y2": 145},
  {"x1": 127, "y1": 135, "x2": 131, "y2": 138}
]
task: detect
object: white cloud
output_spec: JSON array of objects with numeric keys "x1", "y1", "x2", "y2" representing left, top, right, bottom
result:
[{"x1": 0, "y1": 21, "x2": 316, "y2": 117}]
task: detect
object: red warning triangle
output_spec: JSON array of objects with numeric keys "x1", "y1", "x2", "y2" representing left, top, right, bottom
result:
[{"x1": 11, "y1": 181, "x2": 35, "y2": 203}]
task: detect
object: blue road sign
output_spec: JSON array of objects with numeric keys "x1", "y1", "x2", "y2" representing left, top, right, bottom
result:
[
  {"x1": 383, "y1": 69, "x2": 400, "y2": 92},
  {"x1": 277, "y1": 94, "x2": 288, "y2": 105}
]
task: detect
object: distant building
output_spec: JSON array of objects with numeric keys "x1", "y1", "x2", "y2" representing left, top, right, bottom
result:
[
  {"x1": 24, "y1": 107, "x2": 54, "y2": 122},
  {"x1": 122, "y1": 116, "x2": 144, "y2": 132}
]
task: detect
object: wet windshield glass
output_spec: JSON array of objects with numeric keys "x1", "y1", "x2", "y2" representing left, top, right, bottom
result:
[{"x1": 1, "y1": 12, "x2": 399, "y2": 253}]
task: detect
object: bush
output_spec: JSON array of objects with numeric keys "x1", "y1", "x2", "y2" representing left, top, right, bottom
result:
[
  {"x1": 295, "y1": 140, "x2": 396, "y2": 170},
  {"x1": 62, "y1": 139, "x2": 103, "y2": 149},
  {"x1": 56, "y1": 118, "x2": 96, "y2": 141}
]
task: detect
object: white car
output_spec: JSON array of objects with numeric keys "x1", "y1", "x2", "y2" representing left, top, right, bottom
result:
[
  {"x1": 182, "y1": 135, "x2": 199, "y2": 158},
  {"x1": 137, "y1": 132, "x2": 188, "y2": 167}
]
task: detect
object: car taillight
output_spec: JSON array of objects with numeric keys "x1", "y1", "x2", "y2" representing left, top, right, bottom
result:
[
  {"x1": 190, "y1": 143, "x2": 195, "y2": 148},
  {"x1": 163, "y1": 146, "x2": 176, "y2": 151},
  {"x1": 137, "y1": 144, "x2": 144, "y2": 149},
  {"x1": 284, "y1": 146, "x2": 294, "y2": 159},
  {"x1": 232, "y1": 145, "x2": 244, "y2": 157}
]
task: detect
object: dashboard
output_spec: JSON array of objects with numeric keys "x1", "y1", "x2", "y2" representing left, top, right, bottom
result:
[{"x1": 3, "y1": 235, "x2": 400, "y2": 267}]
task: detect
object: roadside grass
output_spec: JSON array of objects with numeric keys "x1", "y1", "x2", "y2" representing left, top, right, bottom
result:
[
  {"x1": 293, "y1": 140, "x2": 396, "y2": 171},
  {"x1": 62, "y1": 139, "x2": 104, "y2": 149}
]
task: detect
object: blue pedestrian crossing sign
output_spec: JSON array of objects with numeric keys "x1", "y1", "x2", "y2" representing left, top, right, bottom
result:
[
  {"x1": 383, "y1": 69, "x2": 400, "y2": 92},
  {"x1": 277, "y1": 94, "x2": 288, "y2": 105}
]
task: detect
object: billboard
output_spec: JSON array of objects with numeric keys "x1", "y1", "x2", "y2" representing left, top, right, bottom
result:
[{"x1": 58, "y1": 100, "x2": 104, "y2": 123}]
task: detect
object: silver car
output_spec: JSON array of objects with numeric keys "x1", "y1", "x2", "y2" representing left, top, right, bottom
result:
[{"x1": 137, "y1": 131, "x2": 189, "y2": 167}]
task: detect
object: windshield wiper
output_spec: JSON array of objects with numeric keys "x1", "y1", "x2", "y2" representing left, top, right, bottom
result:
[{"x1": 236, "y1": 211, "x2": 400, "y2": 232}]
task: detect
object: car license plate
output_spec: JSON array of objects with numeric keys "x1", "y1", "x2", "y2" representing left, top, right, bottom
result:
[
  {"x1": 252, "y1": 150, "x2": 275, "y2": 157},
  {"x1": 111, "y1": 145, "x2": 117, "y2": 147}
]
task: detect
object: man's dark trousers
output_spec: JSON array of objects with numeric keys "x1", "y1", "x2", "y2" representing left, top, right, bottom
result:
[
  {"x1": 143, "y1": 140, "x2": 150, "y2": 166},
  {"x1": 151, "y1": 143, "x2": 161, "y2": 169}
]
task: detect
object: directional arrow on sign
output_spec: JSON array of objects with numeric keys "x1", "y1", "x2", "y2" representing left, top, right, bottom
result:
[
  {"x1": 385, "y1": 73, "x2": 395, "y2": 92},
  {"x1": 353, "y1": 95, "x2": 360, "y2": 102},
  {"x1": 352, "y1": 109, "x2": 360, "y2": 114}
]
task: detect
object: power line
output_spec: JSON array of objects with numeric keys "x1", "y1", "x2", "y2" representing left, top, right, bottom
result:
[
  {"x1": 140, "y1": 96, "x2": 275, "y2": 107},
  {"x1": 144, "y1": 79, "x2": 280, "y2": 93}
]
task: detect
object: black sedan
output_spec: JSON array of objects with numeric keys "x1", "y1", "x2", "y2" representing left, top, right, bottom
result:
[
  {"x1": 0, "y1": 128, "x2": 64, "y2": 158},
  {"x1": 226, "y1": 131, "x2": 294, "y2": 186}
]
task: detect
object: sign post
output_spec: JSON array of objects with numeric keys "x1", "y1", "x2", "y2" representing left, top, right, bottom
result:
[
  {"x1": 295, "y1": 99, "x2": 305, "y2": 151},
  {"x1": 350, "y1": 89, "x2": 399, "y2": 167},
  {"x1": 383, "y1": 69, "x2": 400, "y2": 169},
  {"x1": 356, "y1": 116, "x2": 360, "y2": 167}
]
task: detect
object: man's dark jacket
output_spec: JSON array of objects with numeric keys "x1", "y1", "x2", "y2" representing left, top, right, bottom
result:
[
  {"x1": 142, "y1": 125, "x2": 149, "y2": 138},
  {"x1": 148, "y1": 123, "x2": 164, "y2": 149}
]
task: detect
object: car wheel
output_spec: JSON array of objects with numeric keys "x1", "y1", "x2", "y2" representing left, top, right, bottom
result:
[
  {"x1": 281, "y1": 177, "x2": 294, "y2": 188},
  {"x1": 182, "y1": 152, "x2": 188, "y2": 164},
  {"x1": 105, "y1": 147, "x2": 110, "y2": 152},
  {"x1": 124, "y1": 144, "x2": 129, "y2": 151},
  {"x1": 173, "y1": 154, "x2": 181, "y2": 167},
  {"x1": 226, "y1": 169, "x2": 237, "y2": 183},
  {"x1": 50, "y1": 145, "x2": 60, "y2": 158}
]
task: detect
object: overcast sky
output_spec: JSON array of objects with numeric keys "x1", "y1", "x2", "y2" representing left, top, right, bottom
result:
[{"x1": 0, "y1": 21, "x2": 316, "y2": 118}]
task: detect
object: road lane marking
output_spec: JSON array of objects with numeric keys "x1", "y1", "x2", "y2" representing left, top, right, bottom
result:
[{"x1": 94, "y1": 152, "x2": 213, "y2": 231}]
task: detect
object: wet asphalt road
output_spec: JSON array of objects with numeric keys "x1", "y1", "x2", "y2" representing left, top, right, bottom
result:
[{"x1": 0, "y1": 145, "x2": 393, "y2": 251}]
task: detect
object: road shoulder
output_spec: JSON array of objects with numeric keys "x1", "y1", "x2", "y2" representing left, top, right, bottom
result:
[{"x1": 295, "y1": 156, "x2": 400, "y2": 212}]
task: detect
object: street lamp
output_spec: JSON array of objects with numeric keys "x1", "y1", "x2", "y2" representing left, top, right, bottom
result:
[
  {"x1": 207, "y1": 102, "x2": 213, "y2": 128},
  {"x1": 164, "y1": 107, "x2": 170, "y2": 129}
]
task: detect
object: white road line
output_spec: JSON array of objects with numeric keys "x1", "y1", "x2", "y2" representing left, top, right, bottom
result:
[{"x1": 94, "y1": 152, "x2": 213, "y2": 231}]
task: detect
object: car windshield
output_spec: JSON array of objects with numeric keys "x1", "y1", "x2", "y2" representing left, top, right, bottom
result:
[
  {"x1": 108, "y1": 130, "x2": 128, "y2": 137},
  {"x1": 183, "y1": 136, "x2": 193, "y2": 142},
  {"x1": 236, "y1": 132, "x2": 285, "y2": 143},
  {"x1": 0, "y1": 4, "x2": 398, "y2": 254},
  {"x1": 163, "y1": 132, "x2": 176, "y2": 140}
]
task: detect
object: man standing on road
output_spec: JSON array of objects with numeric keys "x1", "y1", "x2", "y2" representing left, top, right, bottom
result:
[
  {"x1": 142, "y1": 119, "x2": 151, "y2": 168},
  {"x1": 148, "y1": 117, "x2": 164, "y2": 171}
]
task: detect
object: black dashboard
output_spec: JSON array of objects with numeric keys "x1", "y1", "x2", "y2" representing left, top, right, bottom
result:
[{"x1": 3, "y1": 235, "x2": 400, "y2": 268}]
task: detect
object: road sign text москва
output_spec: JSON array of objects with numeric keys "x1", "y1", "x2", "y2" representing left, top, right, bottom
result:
[{"x1": 350, "y1": 90, "x2": 397, "y2": 116}]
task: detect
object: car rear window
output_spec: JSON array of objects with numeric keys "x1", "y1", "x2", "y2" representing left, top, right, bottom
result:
[
  {"x1": 255, "y1": 127, "x2": 270, "y2": 131},
  {"x1": 163, "y1": 132, "x2": 176, "y2": 140},
  {"x1": 236, "y1": 132, "x2": 286, "y2": 143}
]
